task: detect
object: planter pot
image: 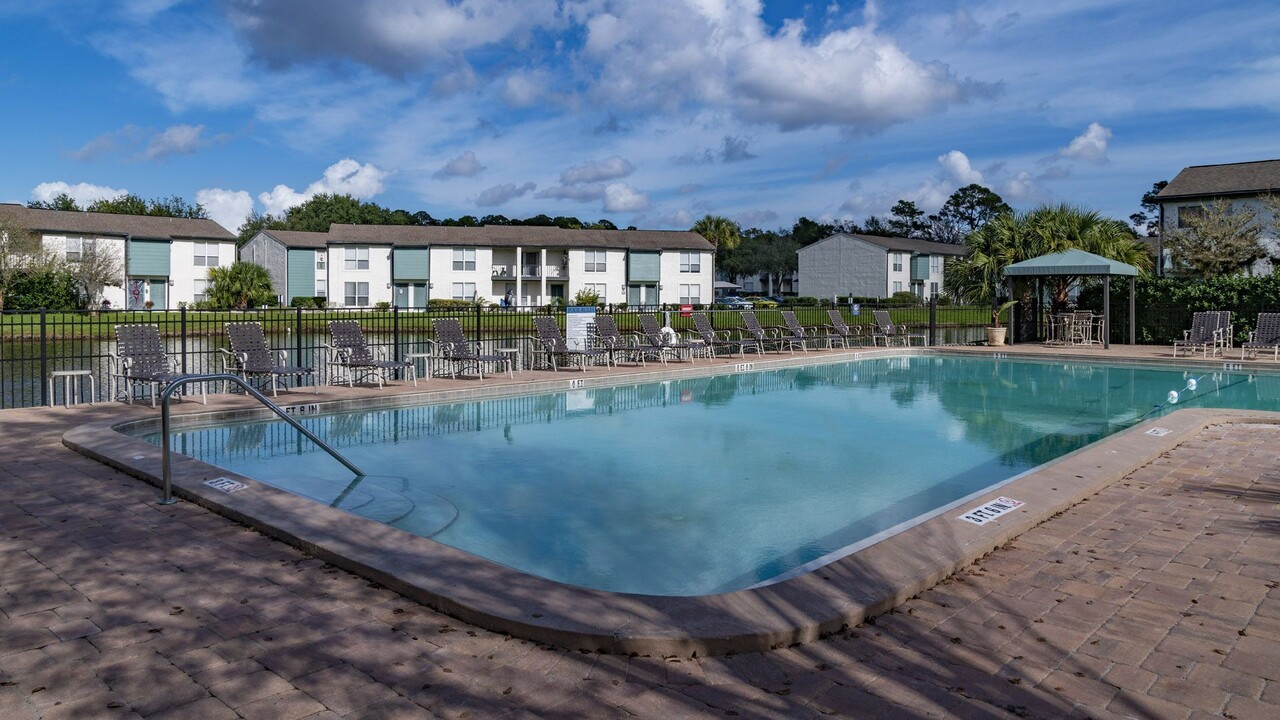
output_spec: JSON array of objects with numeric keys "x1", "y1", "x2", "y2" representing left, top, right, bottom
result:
[{"x1": 986, "y1": 327, "x2": 1007, "y2": 346}]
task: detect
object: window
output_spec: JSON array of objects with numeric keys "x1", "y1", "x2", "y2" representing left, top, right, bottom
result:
[
  {"x1": 193, "y1": 242, "x2": 220, "y2": 267},
  {"x1": 452, "y1": 248, "x2": 476, "y2": 271},
  {"x1": 679, "y1": 284, "x2": 701, "y2": 304},
  {"x1": 680, "y1": 252, "x2": 701, "y2": 273},
  {"x1": 930, "y1": 256, "x2": 941, "y2": 274},
  {"x1": 930, "y1": 282, "x2": 939, "y2": 297},
  {"x1": 1177, "y1": 205, "x2": 1205, "y2": 229},
  {"x1": 344, "y1": 247, "x2": 369, "y2": 270},
  {"x1": 451, "y1": 282, "x2": 477, "y2": 300},
  {"x1": 343, "y1": 282, "x2": 369, "y2": 306},
  {"x1": 316, "y1": 251, "x2": 326, "y2": 270},
  {"x1": 584, "y1": 250, "x2": 607, "y2": 272},
  {"x1": 892, "y1": 281, "x2": 903, "y2": 294},
  {"x1": 65, "y1": 237, "x2": 90, "y2": 262},
  {"x1": 315, "y1": 278, "x2": 326, "y2": 297},
  {"x1": 193, "y1": 278, "x2": 209, "y2": 303},
  {"x1": 892, "y1": 253, "x2": 903, "y2": 272},
  {"x1": 584, "y1": 283, "x2": 607, "y2": 303}
]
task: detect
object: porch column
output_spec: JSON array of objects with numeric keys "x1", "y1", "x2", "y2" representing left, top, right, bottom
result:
[
  {"x1": 515, "y1": 244, "x2": 522, "y2": 305},
  {"x1": 540, "y1": 248, "x2": 547, "y2": 304},
  {"x1": 1103, "y1": 275, "x2": 1111, "y2": 350}
]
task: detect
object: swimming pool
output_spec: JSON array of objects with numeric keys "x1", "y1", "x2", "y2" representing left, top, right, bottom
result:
[{"x1": 137, "y1": 355, "x2": 1279, "y2": 596}]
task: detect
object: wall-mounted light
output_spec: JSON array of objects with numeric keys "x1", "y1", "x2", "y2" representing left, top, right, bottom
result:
[
  {"x1": 167, "y1": 279, "x2": 174, "y2": 286},
  {"x1": 386, "y1": 283, "x2": 392, "y2": 289}
]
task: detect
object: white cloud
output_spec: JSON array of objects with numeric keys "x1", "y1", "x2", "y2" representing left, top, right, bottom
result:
[
  {"x1": 93, "y1": 27, "x2": 255, "y2": 111},
  {"x1": 502, "y1": 71, "x2": 546, "y2": 107},
  {"x1": 477, "y1": 181, "x2": 537, "y2": 206},
  {"x1": 1003, "y1": 170, "x2": 1049, "y2": 202},
  {"x1": 433, "y1": 150, "x2": 485, "y2": 179},
  {"x1": 68, "y1": 126, "x2": 145, "y2": 162},
  {"x1": 561, "y1": 156, "x2": 634, "y2": 184},
  {"x1": 603, "y1": 182, "x2": 650, "y2": 212},
  {"x1": 937, "y1": 150, "x2": 984, "y2": 185},
  {"x1": 196, "y1": 188, "x2": 254, "y2": 233},
  {"x1": 258, "y1": 158, "x2": 390, "y2": 215},
  {"x1": 145, "y1": 124, "x2": 208, "y2": 159},
  {"x1": 1060, "y1": 122, "x2": 1112, "y2": 163},
  {"x1": 906, "y1": 150, "x2": 986, "y2": 210},
  {"x1": 31, "y1": 181, "x2": 127, "y2": 207}
]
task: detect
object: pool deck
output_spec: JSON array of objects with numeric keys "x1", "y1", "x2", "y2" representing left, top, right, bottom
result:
[{"x1": 2, "y1": 344, "x2": 1279, "y2": 718}]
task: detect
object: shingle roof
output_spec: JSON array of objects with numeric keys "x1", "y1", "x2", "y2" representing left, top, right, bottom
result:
[
  {"x1": 0, "y1": 203, "x2": 235, "y2": 241},
  {"x1": 804, "y1": 233, "x2": 968, "y2": 256},
  {"x1": 1157, "y1": 159, "x2": 1280, "y2": 200},
  {"x1": 258, "y1": 229, "x2": 330, "y2": 249},
  {"x1": 327, "y1": 224, "x2": 714, "y2": 251}
]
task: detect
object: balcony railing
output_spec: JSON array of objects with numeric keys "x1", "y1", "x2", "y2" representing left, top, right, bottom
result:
[{"x1": 493, "y1": 265, "x2": 566, "y2": 279}]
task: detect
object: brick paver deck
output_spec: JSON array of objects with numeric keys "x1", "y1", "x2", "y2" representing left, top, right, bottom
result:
[{"x1": 2, "y1": 404, "x2": 1278, "y2": 718}]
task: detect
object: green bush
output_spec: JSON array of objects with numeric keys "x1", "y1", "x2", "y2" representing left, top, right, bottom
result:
[
  {"x1": 889, "y1": 291, "x2": 920, "y2": 305},
  {"x1": 289, "y1": 296, "x2": 313, "y2": 308},
  {"x1": 4, "y1": 270, "x2": 81, "y2": 311},
  {"x1": 428, "y1": 298, "x2": 475, "y2": 308},
  {"x1": 572, "y1": 288, "x2": 600, "y2": 306},
  {"x1": 1078, "y1": 274, "x2": 1280, "y2": 344},
  {"x1": 374, "y1": 301, "x2": 392, "y2": 310}
]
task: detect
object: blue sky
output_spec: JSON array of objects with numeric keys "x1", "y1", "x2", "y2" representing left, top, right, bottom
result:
[{"x1": 1, "y1": 0, "x2": 1278, "y2": 234}]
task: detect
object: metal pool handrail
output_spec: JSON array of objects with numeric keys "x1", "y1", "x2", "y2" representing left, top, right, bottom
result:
[{"x1": 158, "y1": 374, "x2": 364, "y2": 505}]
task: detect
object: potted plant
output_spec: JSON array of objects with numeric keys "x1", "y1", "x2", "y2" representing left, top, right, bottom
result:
[{"x1": 986, "y1": 300, "x2": 1018, "y2": 346}]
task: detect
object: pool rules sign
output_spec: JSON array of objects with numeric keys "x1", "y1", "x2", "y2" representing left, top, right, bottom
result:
[{"x1": 958, "y1": 496, "x2": 1024, "y2": 525}]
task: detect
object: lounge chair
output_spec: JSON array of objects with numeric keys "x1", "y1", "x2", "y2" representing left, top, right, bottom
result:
[
  {"x1": 1241, "y1": 312, "x2": 1280, "y2": 360},
  {"x1": 323, "y1": 320, "x2": 414, "y2": 388},
  {"x1": 533, "y1": 316, "x2": 611, "y2": 371},
  {"x1": 825, "y1": 309, "x2": 864, "y2": 347},
  {"x1": 111, "y1": 324, "x2": 206, "y2": 407},
  {"x1": 781, "y1": 310, "x2": 845, "y2": 349},
  {"x1": 592, "y1": 315, "x2": 667, "y2": 366},
  {"x1": 871, "y1": 309, "x2": 927, "y2": 347},
  {"x1": 691, "y1": 312, "x2": 762, "y2": 357},
  {"x1": 1173, "y1": 311, "x2": 1230, "y2": 358},
  {"x1": 638, "y1": 314, "x2": 706, "y2": 362},
  {"x1": 430, "y1": 318, "x2": 513, "y2": 379},
  {"x1": 223, "y1": 322, "x2": 317, "y2": 396},
  {"x1": 742, "y1": 310, "x2": 803, "y2": 353}
]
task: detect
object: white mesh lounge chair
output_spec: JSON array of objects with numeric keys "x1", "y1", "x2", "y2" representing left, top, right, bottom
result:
[
  {"x1": 638, "y1": 314, "x2": 706, "y2": 362},
  {"x1": 871, "y1": 309, "x2": 927, "y2": 347},
  {"x1": 112, "y1": 324, "x2": 207, "y2": 407},
  {"x1": 691, "y1": 312, "x2": 762, "y2": 357},
  {"x1": 223, "y1": 322, "x2": 317, "y2": 396},
  {"x1": 592, "y1": 315, "x2": 667, "y2": 366},
  {"x1": 742, "y1": 310, "x2": 803, "y2": 353},
  {"x1": 781, "y1": 310, "x2": 844, "y2": 349},
  {"x1": 430, "y1": 318, "x2": 513, "y2": 379},
  {"x1": 1241, "y1": 313, "x2": 1280, "y2": 360},
  {"x1": 324, "y1": 320, "x2": 414, "y2": 388},
  {"x1": 825, "y1": 309, "x2": 864, "y2": 347}
]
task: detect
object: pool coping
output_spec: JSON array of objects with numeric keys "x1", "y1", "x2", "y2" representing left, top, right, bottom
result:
[{"x1": 62, "y1": 348, "x2": 1280, "y2": 656}]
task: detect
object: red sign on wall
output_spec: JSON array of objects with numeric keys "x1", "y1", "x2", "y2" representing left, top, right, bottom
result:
[{"x1": 680, "y1": 304, "x2": 693, "y2": 317}]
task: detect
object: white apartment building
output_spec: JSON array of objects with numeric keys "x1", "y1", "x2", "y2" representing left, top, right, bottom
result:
[
  {"x1": 0, "y1": 204, "x2": 237, "y2": 308},
  {"x1": 1155, "y1": 159, "x2": 1280, "y2": 276},
  {"x1": 242, "y1": 224, "x2": 715, "y2": 308}
]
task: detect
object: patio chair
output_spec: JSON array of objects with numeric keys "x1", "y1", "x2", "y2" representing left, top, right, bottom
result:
[
  {"x1": 323, "y1": 320, "x2": 414, "y2": 388},
  {"x1": 638, "y1": 313, "x2": 707, "y2": 362},
  {"x1": 1173, "y1": 311, "x2": 1230, "y2": 358},
  {"x1": 111, "y1": 324, "x2": 206, "y2": 407},
  {"x1": 691, "y1": 312, "x2": 763, "y2": 357},
  {"x1": 742, "y1": 310, "x2": 804, "y2": 353},
  {"x1": 871, "y1": 310, "x2": 927, "y2": 347},
  {"x1": 1241, "y1": 312, "x2": 1280, "y2": 360},
  {"x1": 781, "y1": 310, "x2": 844, "y2": 349},
  {"x1": 533, "y1": 316, "x2": 611, "y2": 372},
  {"x1": 222, "y1": 322, "x2": 317, "y2": 396},
  {"x1": 825, "y1": 309, "x2": 864, "y2": 348},
  {"x1": 592, "y1": 315, "x2": 667, "y2": 366},
  {"x1": 429, "y1": 318, "x2": 513, "y2": 379}
]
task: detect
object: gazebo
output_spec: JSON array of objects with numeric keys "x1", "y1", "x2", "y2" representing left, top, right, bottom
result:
[{"x1": 1002, "y1": 248, "x2": 1139, "y2": 349}]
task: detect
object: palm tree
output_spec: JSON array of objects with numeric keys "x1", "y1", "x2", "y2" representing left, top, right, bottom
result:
[
  {"x1": 691, "y1": 215, "x2": 742, "y2": 251},
  {"x1": 207, "y1": 262, "x2": 276, "y2": 309}
]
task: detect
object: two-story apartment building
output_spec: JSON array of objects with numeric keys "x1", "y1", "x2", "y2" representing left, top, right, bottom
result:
[
  {"x1": 240, "y1": 224, "x2": 715, "y2": 308},
  {"x1": 0, "y1": 203, "x2": 237, "y2": 308},
  {"x1": 796, "y1": 233, "x2": 966, "y2": 300},
  {"x1": 1155, "y1": 159, "x2": 1280, "y2": 276}
]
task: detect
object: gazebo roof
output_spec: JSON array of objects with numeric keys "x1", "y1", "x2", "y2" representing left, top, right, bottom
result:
[{"x1": 1003, "y1": 249, "x2": 1139, "y2": 277}]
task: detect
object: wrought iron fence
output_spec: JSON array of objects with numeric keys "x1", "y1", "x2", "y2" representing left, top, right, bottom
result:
[{"x1": 0, "y1": 301, "x2": 994, "y2": 409}]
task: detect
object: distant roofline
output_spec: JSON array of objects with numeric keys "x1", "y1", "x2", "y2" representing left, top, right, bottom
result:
[{"x1": 1177, "y1": 158, "x2": 1280, "y2": 170}]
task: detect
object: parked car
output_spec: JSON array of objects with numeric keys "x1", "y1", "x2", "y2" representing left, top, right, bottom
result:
[
  {"x1": 714, "y1": 296, "x2": 755, "y2": 309},
  {"x1": 747, "y1": 296, "x2": 779, "y2": 308}
]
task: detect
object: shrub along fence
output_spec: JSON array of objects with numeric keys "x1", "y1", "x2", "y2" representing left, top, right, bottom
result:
[{"x1": 0, "y1": 301, "x2": 992, "y2": 409}]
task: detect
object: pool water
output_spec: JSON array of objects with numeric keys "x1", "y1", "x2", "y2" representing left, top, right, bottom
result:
[{"x1": 143, "y1": 356, "x2": 1280, "y2": 596}]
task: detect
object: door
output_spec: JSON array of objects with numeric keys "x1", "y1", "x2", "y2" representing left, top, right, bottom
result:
[
  {"x1": 550, "y1": 284, "x2": 565, "y2": 301},
  {"x1": 411, "y1": 284, "x2": 428, "y2": 308},
  {"x1": 628, "y1": 284, "x2": 657, "y2": 307},
  {"x1": 394, "y1": 284, "x2": 409, "y2": 308},
  {"x1": 127, "y1": 279, "x2": 147, "y2": 310},
  {"x1": 150, "y1": 280, "x2": 167, "y2": 309}
]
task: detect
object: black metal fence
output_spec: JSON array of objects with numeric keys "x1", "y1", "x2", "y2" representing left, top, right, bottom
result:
[{"x1": 0, "y1": 302, "x2": 993, "y2": 409}]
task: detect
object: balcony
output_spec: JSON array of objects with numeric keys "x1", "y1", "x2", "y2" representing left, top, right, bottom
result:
[{"x1": 493, "y1": 264, "x2": 566, "y2": 279}]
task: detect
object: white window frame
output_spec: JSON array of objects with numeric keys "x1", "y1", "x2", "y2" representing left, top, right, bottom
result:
[
  {"x1": 451, "y1": 282, "x2": 477, "y2": 300},
  {"x1": 892, "y1": 281, "x2": 903, "y2": 294},
  {"x1": 344, "y1": 247, "x2": 370, "y2": 270},
  {"x1": 892, "y1": 253, "x2": 903, "y2": 272},
  {"x1": 315, "y1": 278, "x2": 327, "y2": 297},
  {"x1": 930, "y1": 256, "x2": 941, "y2": 274},
  {"x1": 679, "y1": 284, "x2": 701, "y2": 304},
  {"x1": 316, "y1": 251, "x2": 326, "y2": 270},
  {"x1": 452, "y1": 248, "x2": 476, "y2": 271},
  {"x1": 193, "y1": 241, "x2": 220, "y2": 267},
  {"x1": 680, "y1": 251, "x2": 701, "y2": 273},
  {"x1": 192, "y1": 278, "x2": 209, "y2": 303},
  {"x1": 65, "y1": 237, "x2": 87, "y2": 262},
  {"x1": 584, "y1": 250, "x2": 607, "y2": 273},
  {"x1": 344, "y1": 281, "x2": 369, "y2": 306},
  {"x1": 584, "y1": 283, "x2": 607, "y2": 303}
]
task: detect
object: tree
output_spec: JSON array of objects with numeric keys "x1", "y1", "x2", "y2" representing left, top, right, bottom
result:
[
  {"x1": 789, "y1": 217, "x2": 835, "y2": 246},
  {"x1": 1129, "y1": 180, "x2": 1168, "y2": 236},
  {"x1": 207, "y1": 262, "x2": 276, "y2": 309},
  {"x1": 691, "y1": 215, "x2": 742, "y2": 251},
  {"x1": 888, "y1": 200, "x2": 929, "y2": 238},
  {"x1": 86, "y1": 193, "x2": 208, "y2": 218},
  {"x1": 4, "y1": 269, "x2": 80, "y2": 311},
  {"x1": 928, "y1": 184, "x2": 1012, "y2": 244},
  {"x1": 1162, "y1": 199, "x2": 1266, "y2": 277},
  {"x1": 235, "y1": 210, "x2": 285, "y2": 247},
  {"x1": 280, "y1": 194, "x2": 413, "y2": 232},
  {"x1": 0, "y1": 213, "x2": 59, "y2": 310},
  {"x1": 63, "y1": 240, "x2": 124, "y2": 306},
  {"x1": 859, "y1": 215, "x2": 894, "y2": 237},
  {"x1": 27, "y1": 193, "x2": 82, "y2": 211}
]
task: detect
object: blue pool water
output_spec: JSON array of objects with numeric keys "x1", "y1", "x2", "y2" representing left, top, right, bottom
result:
[{"x1": 142, "y1": 356, "x2": 1280, "y2": 596}]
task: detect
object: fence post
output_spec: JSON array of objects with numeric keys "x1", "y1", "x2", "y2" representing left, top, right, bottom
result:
[
  {"x1": 392, "y1": 305, "x2": 401, "y2": 362},
  {"x1": 295, "y1": 306, "x2": 304, "y2": 367},
  {"x1": 39, "y1": 308, "x2": 48, "y2": 407},
  {"x1": 928, "y1": 295, "x2": 937, "y2": 346},
  {"x1": 180, "y1": 306, "x2": 188, "y2": 373}
]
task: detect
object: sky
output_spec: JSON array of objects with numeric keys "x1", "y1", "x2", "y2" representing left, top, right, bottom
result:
[{"x1": 1, "y1": 0, "x2": 1278, "y2": 235}]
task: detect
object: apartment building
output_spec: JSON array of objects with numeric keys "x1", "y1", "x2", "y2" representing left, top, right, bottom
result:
[{"x1": 797, "y1": 233, "x2": 966, "y2": 300}]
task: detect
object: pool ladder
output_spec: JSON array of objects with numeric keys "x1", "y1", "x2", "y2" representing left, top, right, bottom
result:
[{"x1": 157, "y1": 374, "x2": 365, "y2": 505}]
